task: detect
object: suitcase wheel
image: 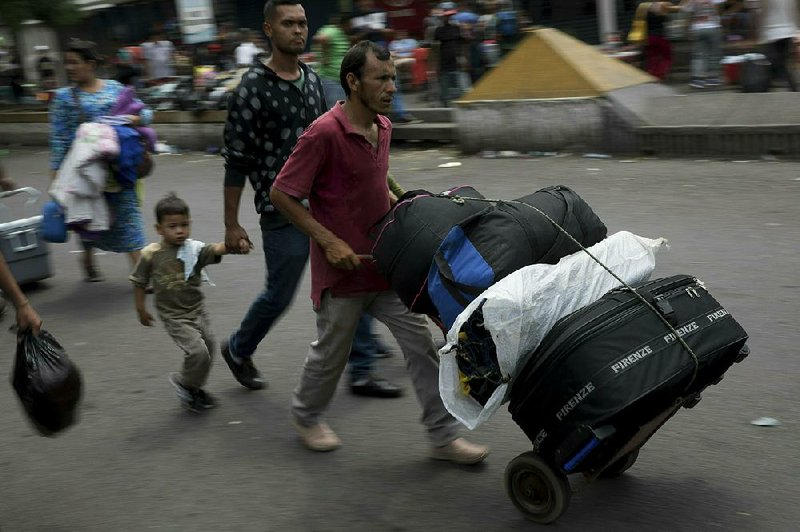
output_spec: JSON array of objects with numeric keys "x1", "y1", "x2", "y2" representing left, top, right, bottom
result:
[
  {"x1": 683, "y1": 393, "x2": 703, "y2": 409},
  {"x1": 598, "y1": 449, "x2": 640, "y2": 478},
  {"x1": 735, "y1": 344, "x2": 750, "y2": 363},
  {"x1": 504, "y1": 452, "x2": 571, "y2": 524}
]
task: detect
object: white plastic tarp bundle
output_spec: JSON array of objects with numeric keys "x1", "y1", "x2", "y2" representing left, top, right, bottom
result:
[{"x1": 438, "y1": 231, "x2": 669, "y2": 430}]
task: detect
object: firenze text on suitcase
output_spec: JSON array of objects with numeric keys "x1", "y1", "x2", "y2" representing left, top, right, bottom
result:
[
  {"x1": 532, "y1": 429, "x2": 548, "y2": 451},
  {"x1": 706, "y1": 309, "x2": 729, "y2": 323},
  {"x1": 610, "y1": 345, "x2": 654, "y2": 375},
  {"x1": 663, "y1": 321, "x2": 699, "y2": 344},
  {"x1": 556, "y1": 382, "x2": 596, "y2": 421}
]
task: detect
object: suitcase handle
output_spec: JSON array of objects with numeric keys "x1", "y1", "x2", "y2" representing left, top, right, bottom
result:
[
  {"x1": 0, "y1": 186, "x2": 42, "y2": 203},
  {"x1": 634, "y1": 287, "x2": 678, "y2": 326},
  {"x1": 3, "y1": 229, "x2": 39, "y2": 252},
  {"x1": 0, "y1": 187, "x2": 43, "y2": 219}
]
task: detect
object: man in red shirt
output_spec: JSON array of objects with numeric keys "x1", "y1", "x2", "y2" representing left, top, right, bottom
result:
[{"x1": 270, "y1": 41, "x2": 489, "y2": 464}]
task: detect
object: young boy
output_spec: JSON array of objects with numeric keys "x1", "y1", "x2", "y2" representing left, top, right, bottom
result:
[{"x1": 130, "y1": 192, "x2": 238, "y2": 412}]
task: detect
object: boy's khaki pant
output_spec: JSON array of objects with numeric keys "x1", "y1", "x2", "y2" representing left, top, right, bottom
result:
[{"x1": 163, "y1": 310, "x2": 215, "y2": 389}]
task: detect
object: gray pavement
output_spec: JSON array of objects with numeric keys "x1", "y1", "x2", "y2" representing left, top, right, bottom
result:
[{"x1": 0, "y1": 147, "x2": 798, "y2": 531}]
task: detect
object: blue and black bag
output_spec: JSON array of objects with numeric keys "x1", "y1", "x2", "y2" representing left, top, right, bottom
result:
[
  {"x1": 428, "y1": 185, "x2": 607, "y2": 329},
  {"x1": 370, "y1": 186, "x2": 487, "y2": 318}
]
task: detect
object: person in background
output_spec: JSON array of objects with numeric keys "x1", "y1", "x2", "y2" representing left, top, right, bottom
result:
[
  {"x1": 235, "y1": 31, "x2": 263, "y2": 68},
  {"x1": 350, "y1": 1, "x2": 422, "y2": 124},
  {"x1": 644, "y1": 2, "x2": 684, "y2": 80},
  {"x1": 173, "y1": 46, "x2": 194, "y2": 76},
  {"x1": 220, "y1": 23, "x2": 242, "y2": 71},
  {"x1": 722, "y1": 0, "x2": 755, "y2": 40},
  {"x1": 681, "y1": 0, "x2": 726, "y2": 88},
  {"x1": 388, "y1": 30, "x2": 419, "y2": 85},
  {"x1": 423, "y1": 5, "x2": 444, "y2": 103},
  {"x1": 115, "y1": 46, "x2": 143, "y2": 88},
  {"x1": 49, "y1": 39, "x2": 152, "y2": 283},
  {"x1": 350, "y1": 0, "x2": 394, "y2": 46},
  {"x1": 434, "y1": 3, "x2": 467, "y2": 106},
  {"x1": 312, "y1": 12, "x2": 353, "y2": 103},
  {"x1": 270, "y1": 40, "x2": 490, "y2": 464},
  {"x1": 495, "y1": 0, "x2": 522, "y2": 56},
  {"x1": 757, "y1": 0, "x2": 800, "y2": 91},
  {"x1": 141, "y1": 32, "x2": 175, "y2": 82},
  {"x1": 36, "y1": 46, "x2": 57, "y2": 91}
]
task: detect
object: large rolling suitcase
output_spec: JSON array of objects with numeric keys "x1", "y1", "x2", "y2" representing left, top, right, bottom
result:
[{"x1": 503, "y1": 274, "x2": 749, "y2": 523}]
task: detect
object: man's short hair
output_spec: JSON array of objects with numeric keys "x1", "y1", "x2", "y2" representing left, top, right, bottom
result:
[
  {"x1": 155, "y1": 192, "x2": 190, "y2": 223},
  {"x1": 339, "y1": 40, "x2": 392, "y2": 97},
  {"x1": 263, "y1": 0, "x2": 301, "y2": 22}
]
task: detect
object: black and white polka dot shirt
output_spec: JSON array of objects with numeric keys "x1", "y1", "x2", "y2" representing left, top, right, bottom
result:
[{"x1": 222, "y1": 57, "x2": 326, "y2": 216}]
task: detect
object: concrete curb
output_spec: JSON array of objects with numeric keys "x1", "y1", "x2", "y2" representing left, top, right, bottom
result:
[
  {"x1": 455, "y1": 98, "x2": 604, "y2": 154},
  {"x1": 0, "y1": 109, "x2": 457, "y2": 149},
  {"x1": 637, "y1": 125, "x2": 800, "y2": 156}
]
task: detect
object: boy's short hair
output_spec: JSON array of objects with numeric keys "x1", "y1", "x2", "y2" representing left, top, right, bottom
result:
[{"x1": 155, "y1": 192, "x2": 190, "y2": 223}]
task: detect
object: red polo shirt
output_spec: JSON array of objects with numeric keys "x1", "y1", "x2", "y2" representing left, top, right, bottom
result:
[{"x1": 272, "y1": 102, "x2": 392, "y2": 309}]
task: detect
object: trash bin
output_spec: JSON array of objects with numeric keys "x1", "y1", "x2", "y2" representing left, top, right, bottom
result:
[
  {"x1": 740, "y1": 54, "x2": 771, "y2": 93},
  {"x1": 720, "y1": 55, "x2": 745, "y2": 85}
]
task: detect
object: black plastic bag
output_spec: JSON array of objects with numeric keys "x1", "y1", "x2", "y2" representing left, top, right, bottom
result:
[{"x1": 12, "y1": 330, "x2": 82, "y2": 436}]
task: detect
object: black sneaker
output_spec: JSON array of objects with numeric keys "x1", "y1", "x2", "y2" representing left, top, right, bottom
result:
[
  {"x1": 169, "y1": 373, "x2": 201, "y2": 412},
  {"x1": 220, "y1": 340, "x2": 267, "y2": 390},
  {"x1": 350, "y1": 375, "x2": 404, "y2": 398},
  {"x1": 193, "y1": 388, "x2": 218, "y2": 410}
]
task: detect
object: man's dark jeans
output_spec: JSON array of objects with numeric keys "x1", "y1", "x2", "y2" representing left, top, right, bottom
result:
[
  {"x1": 228, "y1": 217, "x2": 309, "y2": 359},
  {"x1": 439, "y1": 70, "x2": 463, "y2": 107}
]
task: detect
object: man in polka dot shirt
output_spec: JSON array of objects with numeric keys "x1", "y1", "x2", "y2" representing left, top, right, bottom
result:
[
  {"x1": 220, "y1": 0, "x2": 402, "y2": 398},
  {"x1": 220, "y1": 0, "x2": 325, "y2": 391}
]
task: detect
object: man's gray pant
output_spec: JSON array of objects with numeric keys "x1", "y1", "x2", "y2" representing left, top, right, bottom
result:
[{"x1": 292, "y1": 290, "x2": 461, "y2": 446}]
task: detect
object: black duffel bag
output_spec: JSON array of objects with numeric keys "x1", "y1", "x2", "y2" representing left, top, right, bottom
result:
[
  {"x1": 428, "y1": 185, "x2": 607, "y2": 329},
  {"x1": 371, "y1": 186, "x2": 487, "y2": 316}
]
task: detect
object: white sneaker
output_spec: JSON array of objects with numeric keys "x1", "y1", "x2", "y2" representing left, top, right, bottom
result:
[
  {"x1": 290, "y1": 417, "x2": 342, "y2": 452},
  {"x1": 431, "y1": 437, "x2": 490, "y2": 465}
]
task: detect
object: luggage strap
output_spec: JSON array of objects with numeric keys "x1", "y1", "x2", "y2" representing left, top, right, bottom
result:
[{"x1": 433, "y1": 193, "x2": 700, "y2": 391}]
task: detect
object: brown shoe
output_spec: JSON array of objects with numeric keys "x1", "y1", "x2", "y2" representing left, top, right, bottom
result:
[
  {"x1": 431, "y1": 438, "x2": 490, "y2": 465},
  {"x1": 290, "y1": 417, "x2": 341, "y2": 452}
]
